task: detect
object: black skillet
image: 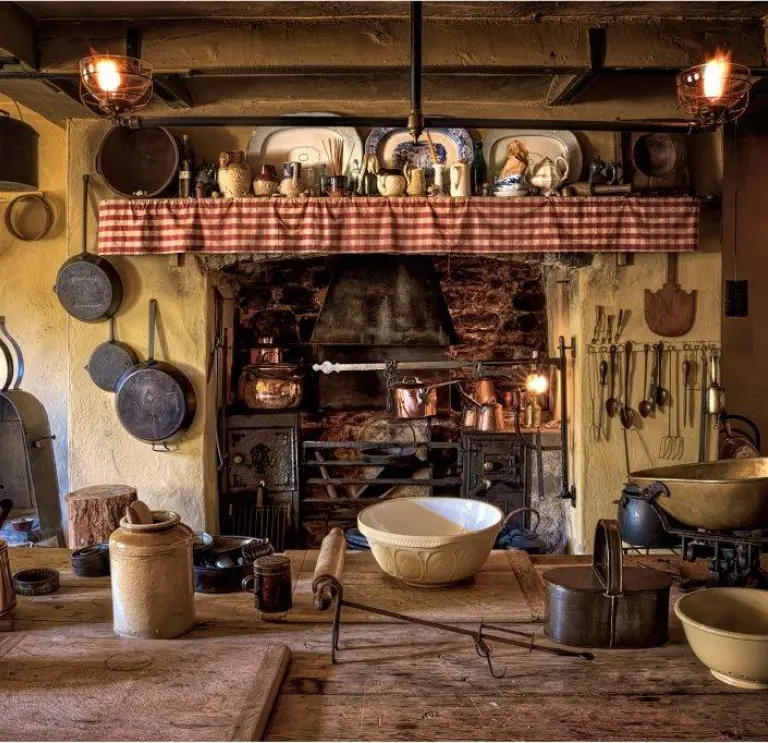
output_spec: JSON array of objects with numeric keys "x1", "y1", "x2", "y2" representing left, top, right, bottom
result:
[
  {"x1": 114, "y1": 299, "x2": 196, "y2": 446},
  {"x1": 85, "y1": 315, "x2": 138, "y2": 392},
  {"x1": 53, "y1": 174, "x2": 123, "y2": 323}
]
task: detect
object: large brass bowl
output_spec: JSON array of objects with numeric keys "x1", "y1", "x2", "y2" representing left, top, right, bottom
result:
[{"x1": 630, "y1": 459, "x2": 768, "y2": 531}]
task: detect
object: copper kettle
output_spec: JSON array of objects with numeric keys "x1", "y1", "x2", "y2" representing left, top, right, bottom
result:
[{"x1": 460, "y1": 384, "x2": 504, "y2": 432}]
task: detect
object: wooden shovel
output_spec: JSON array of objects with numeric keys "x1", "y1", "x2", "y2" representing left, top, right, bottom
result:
[{"x1": 644, "y1": 253, "x2": 696, "y2": 337}]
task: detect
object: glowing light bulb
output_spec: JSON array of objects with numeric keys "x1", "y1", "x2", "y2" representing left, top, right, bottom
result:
[
  {"x1": 94, "y1": 57, "x2": 122, "y2": 93},
  {"x1": 703, "y1": 53, "x2": 730, "y2": 101},
  {"x1": 526, "y1": 372, "x2": 548, "y2": 396}
]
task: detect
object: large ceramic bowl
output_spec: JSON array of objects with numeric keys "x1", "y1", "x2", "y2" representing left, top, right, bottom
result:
[
  {"x1": 675, "y1": 588, "x2": 768, "y2": 690},
  {"x1": 357, "y1": 497, "x2": 503, "y2": 587}
]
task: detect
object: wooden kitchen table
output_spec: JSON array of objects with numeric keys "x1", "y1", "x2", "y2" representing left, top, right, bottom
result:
[{"x1": 3, "y1": 548, "x2": 768, "y2": 741}]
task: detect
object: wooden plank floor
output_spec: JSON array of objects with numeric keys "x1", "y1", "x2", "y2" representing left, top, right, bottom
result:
[{"x1": 4, "y1": 548, "x2": 768, "y2": 741}]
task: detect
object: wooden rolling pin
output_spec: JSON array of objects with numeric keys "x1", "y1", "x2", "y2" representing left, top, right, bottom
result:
[{"x1": 312, "y1": 527, "x2": 346, "y2": 611}]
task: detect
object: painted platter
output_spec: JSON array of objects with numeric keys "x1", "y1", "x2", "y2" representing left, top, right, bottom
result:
[
  {"x1": 482, "y1": 129, "x2": 582, "y2": 188},
  {"x1": 247, "y1": 112, "x2": 364, "y2": 182},
  {"x1": 365, "y1": 127, "x2": 474, "y2": 171}
]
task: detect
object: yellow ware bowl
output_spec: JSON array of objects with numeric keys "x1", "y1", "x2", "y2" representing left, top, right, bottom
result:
[
  {"x1": 675, "y1": 587, "x2": 768, "y2": 690},
  {"x1": 357, "y1": 497, "x2": 503, "y2": 587}
]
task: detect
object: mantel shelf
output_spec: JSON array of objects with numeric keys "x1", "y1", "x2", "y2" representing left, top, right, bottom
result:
[{"x1": 97, "y1": 196, "x2": 699, "y2": 256}]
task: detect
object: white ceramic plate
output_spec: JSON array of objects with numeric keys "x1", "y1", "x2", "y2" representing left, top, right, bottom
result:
[
  {"x1": 482, "y1": 129, "x2": 582, "y2": 186},
  {"x1": 247, "y1": 113, "x2": 364, "y2": 179},
  {"x1": 365, "y1": 127, "x2": 474, "y2": 171}
]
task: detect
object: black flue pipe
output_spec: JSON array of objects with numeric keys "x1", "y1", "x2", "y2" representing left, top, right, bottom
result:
[{"x1": 411, "y1": 0, "x2": 422, "y2": 114}]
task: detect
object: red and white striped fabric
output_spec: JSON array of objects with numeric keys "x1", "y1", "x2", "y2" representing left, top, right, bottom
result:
[{"x1": 97, "y1": 196, "x2": 700, "y2": 255}]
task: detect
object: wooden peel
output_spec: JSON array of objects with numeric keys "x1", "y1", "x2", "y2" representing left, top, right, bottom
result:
[
  {"x1": 312, "y1": 527, "x2": 346, "y2": 610},
  {"x1": 644, "y1": 254, "x2": 696, "y2": 337}
]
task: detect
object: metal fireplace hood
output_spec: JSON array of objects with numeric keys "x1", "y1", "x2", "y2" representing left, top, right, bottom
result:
[{"x1": 310, "y1": 255, "x2": 457, "y2": 346}]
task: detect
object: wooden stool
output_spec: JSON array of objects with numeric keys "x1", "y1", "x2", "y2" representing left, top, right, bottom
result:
[{"x1": 66, "y1": 485, "x2": 137, "y2": 549}]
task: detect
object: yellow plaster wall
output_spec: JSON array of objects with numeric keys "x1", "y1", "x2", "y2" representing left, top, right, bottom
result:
[{"x1": 0, "y1": 98, "x2": 69, "y2": 510}]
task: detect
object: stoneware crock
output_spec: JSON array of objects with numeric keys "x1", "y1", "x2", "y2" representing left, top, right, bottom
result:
[
  {"x1": 109, "y1": 510, "x2": 196, "y2": 639},
  {"x1": 357, "y1": 497, "x2": 504, "y2": 586},
  {"x1": 675, "y1": 587, "x2": 768, "y2": 690}
]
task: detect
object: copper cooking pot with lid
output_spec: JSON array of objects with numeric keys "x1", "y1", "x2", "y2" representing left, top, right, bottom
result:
[
  {"x1": 543, "y1": 519, "x2": 672, "y2": 648},
  {"x1": 239, "y1": 363, "x2": 304, "y2": 409}
]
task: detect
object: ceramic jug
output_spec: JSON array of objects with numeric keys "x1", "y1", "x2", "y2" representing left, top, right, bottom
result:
[
  {"x1": 450, "y1": 160, "x2": 471, "y2": 197},
  {"x1": 253, "y1": 164, "x2": 280, "y2": 197},
  {"x1": 377, "y1": 168, "x2": 407, "y2": 197},
  {"x1": 279, "y1": 161, "x2": 303, "y2": 197},
  {"x1": 431, "y1": 163, "x2": 446, "y2": 195},
  {"x1": 217, "y1": 150, "x2": 252, "y2": 198},
  {"x1": 529, "y1": 156, "x2": 569, "y2": 196},
  {"x1": 403, "y1": 162, "x2": 426, "y2": 197},
  {"x1": 109, "y1": 510, "x2": 196, "y2": 639}
]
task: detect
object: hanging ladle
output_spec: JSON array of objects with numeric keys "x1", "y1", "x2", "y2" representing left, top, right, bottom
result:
[
  {"x1": 605, "y1": 345, "x2": 620, "y2": 418},
  {"x1": 619, "y1": 341, "x2": 636, "y2": 429},
  {"x1": 638, "y1": 344, "x2": 653, "y2": 418}
]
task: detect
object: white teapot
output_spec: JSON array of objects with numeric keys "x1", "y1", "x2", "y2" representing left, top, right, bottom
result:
[
  {"x1": 377, "y1": 169, "x2": 407, "y2": 197},
  {"x1": 528, "y1": 156, "x2": 569, "y2": 196}
]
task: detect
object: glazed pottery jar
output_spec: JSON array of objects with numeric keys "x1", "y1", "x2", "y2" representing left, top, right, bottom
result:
[
  {"x1": 253, "y1": 164, "x2": 280, "y2": 197},
  {"x1": 403, "y1": 163, "x2": 426, "y2": 196},
  {"x1": 109, "y1": 510, "x2": 196, "y2": 639},
  {"x1": 376, "y1": 168, "x2": 407, "y2": 197},
  {"x1": 218, "y1": 150, "x2": 252, "y2": 198}
]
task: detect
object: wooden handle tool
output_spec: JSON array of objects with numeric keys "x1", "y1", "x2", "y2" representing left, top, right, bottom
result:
[{"x1": 312, "y1": 527, "x2": 346, "y2": 611}]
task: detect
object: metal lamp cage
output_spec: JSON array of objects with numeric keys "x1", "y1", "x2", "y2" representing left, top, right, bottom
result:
[
  {"x1": 79, "y1": 55, "x2": 153, "y2": 119},
  {"x1": 676, "y1": 62, "x2": 752, "y2": 125}
]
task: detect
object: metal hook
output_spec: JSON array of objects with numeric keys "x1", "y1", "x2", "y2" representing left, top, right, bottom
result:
[{"x1": 475, "y1": 622, "x2": 507, "y2": 679}]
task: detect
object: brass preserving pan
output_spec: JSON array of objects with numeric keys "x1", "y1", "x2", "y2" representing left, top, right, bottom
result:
[{"x1": 630, "y1": 459, "x2": 768, "y2": 531}]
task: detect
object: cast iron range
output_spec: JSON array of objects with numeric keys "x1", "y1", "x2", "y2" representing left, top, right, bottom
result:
[{"x1": 641, "y1": 482, "x2": 768, "y2": 589}]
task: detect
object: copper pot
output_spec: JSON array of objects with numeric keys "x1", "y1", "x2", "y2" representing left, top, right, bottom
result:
[
  {"x1": 390, "y1": 377, "x2": 460, "y2": 419},
  {"x1": 239, "y1": 364, "x2": 303, "y2": 409},
  {"x1": 475, "y1": 403, "x2": 504, "y2": 432},
  {"x1": 249, "y1": 347, "x2": 285, "y2": 365}
]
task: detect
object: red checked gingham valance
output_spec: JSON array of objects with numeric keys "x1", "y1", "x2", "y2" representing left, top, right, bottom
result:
[{"x1": 97, "y1": 196, "x2": 700, "y2": 255}]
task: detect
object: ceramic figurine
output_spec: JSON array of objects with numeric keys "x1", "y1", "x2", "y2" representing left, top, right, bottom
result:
[
  {"x1": 377, "y1": 168, "x2": 407, "y2": 197},
  {"x1": 253, "y1": 164, "x2": 280, "y2": 197},
  {"x1": 529, "y1": 155, "x2": 570, "y2": 196},
  {"x1": 279, "y1": 161, "x2": 303, "y2": 197},
  {"x1": 217, "y1": 150, "x2": 252, "y2": 198},
  {"x1": 403, "y1": 162, "x2": 426, "y2": 196},
  {"x1": 358, "y1": 154, "x2": 379, "y2": 196},
  {"x1": 449, "y1": 160, "x2": 471, "y2": 197}
]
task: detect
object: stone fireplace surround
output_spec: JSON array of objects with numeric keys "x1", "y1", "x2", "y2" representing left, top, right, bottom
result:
[{"x1": 204, "y1": 252, "x2": 584, "y2": 550}]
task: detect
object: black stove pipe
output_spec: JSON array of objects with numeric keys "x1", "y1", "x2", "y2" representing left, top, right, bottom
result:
[{"x1": 407, "y1": 0, "x2": 425, "y2": 141}]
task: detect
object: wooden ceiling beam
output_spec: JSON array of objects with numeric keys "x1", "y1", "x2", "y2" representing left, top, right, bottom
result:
[{"x1": 0, "y1": 2, "x2": 37, "y2": 69}]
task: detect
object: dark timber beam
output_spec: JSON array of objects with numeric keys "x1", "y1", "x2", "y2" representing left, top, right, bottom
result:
[
  {"x1": 154, "y1": 74, "x2": 194, "y2": 109},
  {"x1": 547, "y1": 28, "x2": 606, "y2": 106}
]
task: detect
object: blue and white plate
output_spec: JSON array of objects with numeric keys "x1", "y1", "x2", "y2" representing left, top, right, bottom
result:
[{"x1": 365, "y1": 128, "x2": 474, "y2": 172}]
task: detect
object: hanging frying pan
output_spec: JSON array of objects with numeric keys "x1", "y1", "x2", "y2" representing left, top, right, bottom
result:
[
  {"x1": 85, "y1": 315, "x2": 138, "y2": 392},
  {"x1": 54, "y1": 173, "x2": 123, "y2": 323},
  {"x1": 115, "y1": 299, "x2": 196, "y2": 445}
]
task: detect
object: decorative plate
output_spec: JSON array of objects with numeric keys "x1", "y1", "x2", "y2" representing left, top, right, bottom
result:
[
  {"x1": 482, "y1": 129, "x2": 582, "y2": 186},
  {"x1": 247, "y1": 112, "x2": 364, "y2": 181},
  {"x1": 365, "y1": 127, "x2": 474, "y2": 171}
]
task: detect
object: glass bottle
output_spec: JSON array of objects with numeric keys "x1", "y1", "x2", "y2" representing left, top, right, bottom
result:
[
  {"x1": 178, "y1": 134, "x2": 195, "y2": 198},
  {"x1": 471, "y1": 141, "x2": 486, "y2": 196}
]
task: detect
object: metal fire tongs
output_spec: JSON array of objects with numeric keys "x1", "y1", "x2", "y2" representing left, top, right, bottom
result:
[{"x1": 312, "y1": 529, "x2": 593, "y2": 679}]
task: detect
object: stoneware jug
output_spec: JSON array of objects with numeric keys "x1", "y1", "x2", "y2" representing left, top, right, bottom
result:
[
  {"x1": 403, "y1": 162, "x2": 426, "y2": 197},
  {"x1": 217, "y1": 150, "x2": 252, "y2": 198},
  {"x1": 450, "y1": 160, "x2": 471, "y2": 197},
  {"x1": 253, "y1": 164, "x2": 280, "y2": 197},
  {"x1": 376, "y1": 168, "x2": 407, "y2": 197},
  {"x1": 109, "y1": 510, "x2": 196, "y2": 639},
  {"x1": 279, "y1": 161, "x2": 303, "y2": 197}
]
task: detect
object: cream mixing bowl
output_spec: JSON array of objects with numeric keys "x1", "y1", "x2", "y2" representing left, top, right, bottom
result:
[
  {"x1": 357, "y1": 497, "x2": 504, "y2": 586},
  {"x1": 675, "y1": 587, "x2": 768, "y2": 690}
]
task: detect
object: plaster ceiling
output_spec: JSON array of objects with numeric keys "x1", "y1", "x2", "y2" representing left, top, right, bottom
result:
[{"x1": 14, "y1": 1, "x2": 768, "y2": 21}]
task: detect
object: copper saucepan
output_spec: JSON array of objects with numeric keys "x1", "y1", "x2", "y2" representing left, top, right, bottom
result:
[{"x1": 389, "y1": 377, "x2": 462, "y2": 419}]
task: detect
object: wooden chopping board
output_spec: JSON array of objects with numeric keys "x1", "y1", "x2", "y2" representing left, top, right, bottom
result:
[
  {"x1": 291, "y1": 550, "x2": 536, "y2": 623},
  {"x1": 0, "y1": 634, "x2": 290, "y2": 741}
]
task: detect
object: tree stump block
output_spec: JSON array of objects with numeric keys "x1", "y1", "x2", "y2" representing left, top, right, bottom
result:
[{"x1": 66, "y1": 485, "x2": 137, "y2": 549}]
